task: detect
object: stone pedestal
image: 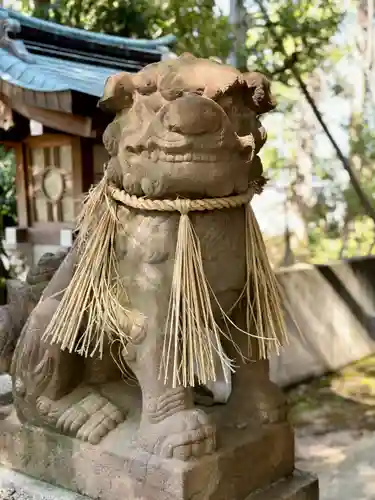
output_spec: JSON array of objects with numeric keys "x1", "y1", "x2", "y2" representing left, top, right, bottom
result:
[{"x1": 0, "y1": 382, "x2": 318, "y2": 500}]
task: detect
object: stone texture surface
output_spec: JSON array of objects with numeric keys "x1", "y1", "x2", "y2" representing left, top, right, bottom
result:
[
  {"x1": 0, "y1": 468, "x2": 318, "y2": 500},
  {"x1": 0, "y1": 375, "x2": 317, "y2": 500},
  {"x1": 0, "y1": 407, "x2": 295, "y2": 500}
]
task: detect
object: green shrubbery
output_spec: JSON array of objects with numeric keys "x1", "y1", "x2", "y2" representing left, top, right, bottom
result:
[
  {"x1": 0, "y1": 147, "x2": 16, "y2": 231},
  {"x1": 0, "y1": 146, "x2": 17, "y2": 297}
]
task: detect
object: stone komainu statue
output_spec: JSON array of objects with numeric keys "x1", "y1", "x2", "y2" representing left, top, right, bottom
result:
[{"x1": 4, "y1": 54, "x2": 288, "y2": 461}]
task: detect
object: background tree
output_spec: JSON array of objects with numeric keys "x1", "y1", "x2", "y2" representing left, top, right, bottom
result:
[
  {"x1": 24, "y1": 0, "x2": 375, "y2": 266},
  {"x1": 22, "y1": 0, "x2": 232, "y2": 60},
  {"x1": 0, "y1": 147, "x2": 16, "y2": 231},
  {"x1": 0, "y1": 147, "x2": 17, "y2": 301},
  {"x1": 22, "y1": 0, "x2": 343, "y2": 71},
  {"x1": 261, "y1": 0, "x2": 375, "y2": 264},
  {"x1": 245, "y1": 0, "x2": 344, "y2": 85}
]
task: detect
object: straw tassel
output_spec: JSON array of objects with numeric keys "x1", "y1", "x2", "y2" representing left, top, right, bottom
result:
[
  {"x1": 244, "y1": 204, "x2": 288, "y2": 359},
  {"x1": 42, "y1": 174, "x2": 131, "y2": 358},
  {"x1": 160, "y1": 201, "x2": 288, "y2": 388},
  {"x1": 160, "y1": 204, "x2": 235, "y2": 388}
]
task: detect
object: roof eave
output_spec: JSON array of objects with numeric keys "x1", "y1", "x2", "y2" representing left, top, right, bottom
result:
[{"x1": 3, "y1": 8, "x2": 176, "y2": 53}]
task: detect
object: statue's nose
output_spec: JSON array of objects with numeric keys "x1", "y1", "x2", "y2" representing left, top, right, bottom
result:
[{"x1": 161, "y1": 95, "x2": 223, "y2": 135}]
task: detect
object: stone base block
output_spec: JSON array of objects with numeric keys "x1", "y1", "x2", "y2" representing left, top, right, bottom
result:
[
  {"x1": 249, "y1": 471, "x2": 319, "y2": 499},
  {"x1": 0, "y1": 409, "x2": 297, "y2": 500}
]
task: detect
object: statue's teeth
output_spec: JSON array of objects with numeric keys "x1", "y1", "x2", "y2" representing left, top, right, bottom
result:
[{"x1": 140, "y1": 150, "x2": 226, "y2": 162}]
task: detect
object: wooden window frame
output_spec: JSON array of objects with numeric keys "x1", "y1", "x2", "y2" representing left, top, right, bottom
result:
[{"x1": 4, "y1": 134, "x2": 90, "y2": 246}]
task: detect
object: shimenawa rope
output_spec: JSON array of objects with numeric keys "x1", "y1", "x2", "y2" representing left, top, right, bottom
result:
[{"x1": 42, "y1": 173, "x2": 288, "y2": 388}]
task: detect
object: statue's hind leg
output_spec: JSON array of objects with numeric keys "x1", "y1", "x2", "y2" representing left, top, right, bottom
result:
[
  {"x1": 12, "y1": 296, "x2": 126, "y2": 445},
  {"x1": 221, "y1": 302, "x2": 287, "y2": 427},
  {"x1": 124, "y1": 314, "x2": 216, "y2": 461}
]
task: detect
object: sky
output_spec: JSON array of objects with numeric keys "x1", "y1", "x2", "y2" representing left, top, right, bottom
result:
[{"x1": 215, "y1": 0, "x2": 230, "y2": 15}]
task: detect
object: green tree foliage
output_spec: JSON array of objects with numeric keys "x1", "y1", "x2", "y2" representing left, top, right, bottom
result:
[
  {"x1": 22, "y1": 0, "x2": 344, "y2": 76},
  {"x1": 0, "y1": 147, "x2": 16, "y2": 230},
  {"x1": 22, "y1": 0, "x2": 357, "y2": 266},
  {"x1": 0, "y1": 147, "x2": 17, "y2": 292},
  {"x1": 22, "y1": 0, "x2": 232, "y2": 60},
  {"x1": 246, "y1": 0, "x2": 344, "y2": 85}
]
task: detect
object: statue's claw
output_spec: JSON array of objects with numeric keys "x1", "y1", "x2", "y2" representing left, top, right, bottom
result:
[
  {"x1": 139, "y1": 408, "x2": 216, "y2": 461},
  {"x1": 36, "y1": 390, "x2": 126, "y2": 445}
]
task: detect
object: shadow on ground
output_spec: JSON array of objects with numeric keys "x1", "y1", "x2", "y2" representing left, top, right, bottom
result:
[
  {"x1": 289, "y1": 355, "x2": 375, "y2": 500},
  {"x1": 288, "y1": 355, "x2": 375, "y2": 433}
]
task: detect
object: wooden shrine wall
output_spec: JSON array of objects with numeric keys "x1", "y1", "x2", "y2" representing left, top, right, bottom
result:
[
  {"x1": 28, "y1": 136, "x2": 75, "y2": 226},
  {"x1": 3, "y1": 133, "x2": 95, "y2": 265}
]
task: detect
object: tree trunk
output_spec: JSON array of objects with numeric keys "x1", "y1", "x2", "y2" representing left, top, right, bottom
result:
[{"x1": 255, "y1": 0, "x2": 375, "y2": 224}]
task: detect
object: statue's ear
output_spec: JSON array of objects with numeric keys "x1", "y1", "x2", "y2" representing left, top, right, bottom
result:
[
  {"x1": 98, "y1": 72, "x2": 134, "y2": 113},
  {"x1": 242, "y1": 72, "x2": 276, "y2": 114}
]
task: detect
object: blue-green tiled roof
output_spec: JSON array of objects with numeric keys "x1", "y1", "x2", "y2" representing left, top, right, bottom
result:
[
  {"x1": 4, "y1": 8, "x2": 175, "y2": 52},
  {"x1": 0, "y1": 50, "x2": 119, "y2": 96},
  {"x1": 0, "y1": 8, "x2": 175, "y2": 98}
]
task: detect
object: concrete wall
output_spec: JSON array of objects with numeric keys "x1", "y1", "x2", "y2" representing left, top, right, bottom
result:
[{"x1": 270, "y1": 256, "x2": 375, "y2": 387}]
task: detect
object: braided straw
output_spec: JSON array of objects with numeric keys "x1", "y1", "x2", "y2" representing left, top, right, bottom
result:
[{"x1": 108, "y1": 185, "x2": 255, "y2": 213}]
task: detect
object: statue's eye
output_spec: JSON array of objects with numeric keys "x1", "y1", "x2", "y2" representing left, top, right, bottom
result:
[
  {"x1": 117, "y1": 92, "x2": 133, "y2": 109},
  {"x1": 189, "y1": 87, "x2": 205, "y2": 96},
  {"x1": 138, "y1": 80, "x2": 157, "y2": 95},
  {"x1": 160, "y1": 88, "x2": 184, "y2": 101}
]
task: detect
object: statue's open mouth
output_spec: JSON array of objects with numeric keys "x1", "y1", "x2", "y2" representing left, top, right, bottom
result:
[
  {"x1": 137, "y1": 149, "x2": 235, "y2": 163},
  {"x1": 122, "y1": 124, "x2": 247, "y2": 165}
]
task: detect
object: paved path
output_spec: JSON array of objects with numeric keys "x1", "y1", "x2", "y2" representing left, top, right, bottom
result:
[{"x1": 297, "y1": 429, "x2": 375, "y2": 500}]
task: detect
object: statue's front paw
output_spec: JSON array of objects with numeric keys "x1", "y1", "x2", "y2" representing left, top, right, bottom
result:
[
  {"x1": 36, "y1": 390, "x2": 126, "y2": 444},
  {"x1": 139, "y1": 408, "x2": 216, "y2": 461}
]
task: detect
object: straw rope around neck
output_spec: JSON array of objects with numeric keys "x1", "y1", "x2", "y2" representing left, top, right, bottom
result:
[{"x1": 42, "y1": 172, "x2": 288, "y2": 388}]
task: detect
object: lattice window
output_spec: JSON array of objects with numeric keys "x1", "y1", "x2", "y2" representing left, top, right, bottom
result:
[{"x1": 28, "y1": 140, "x2": 74, "y2": 224}]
